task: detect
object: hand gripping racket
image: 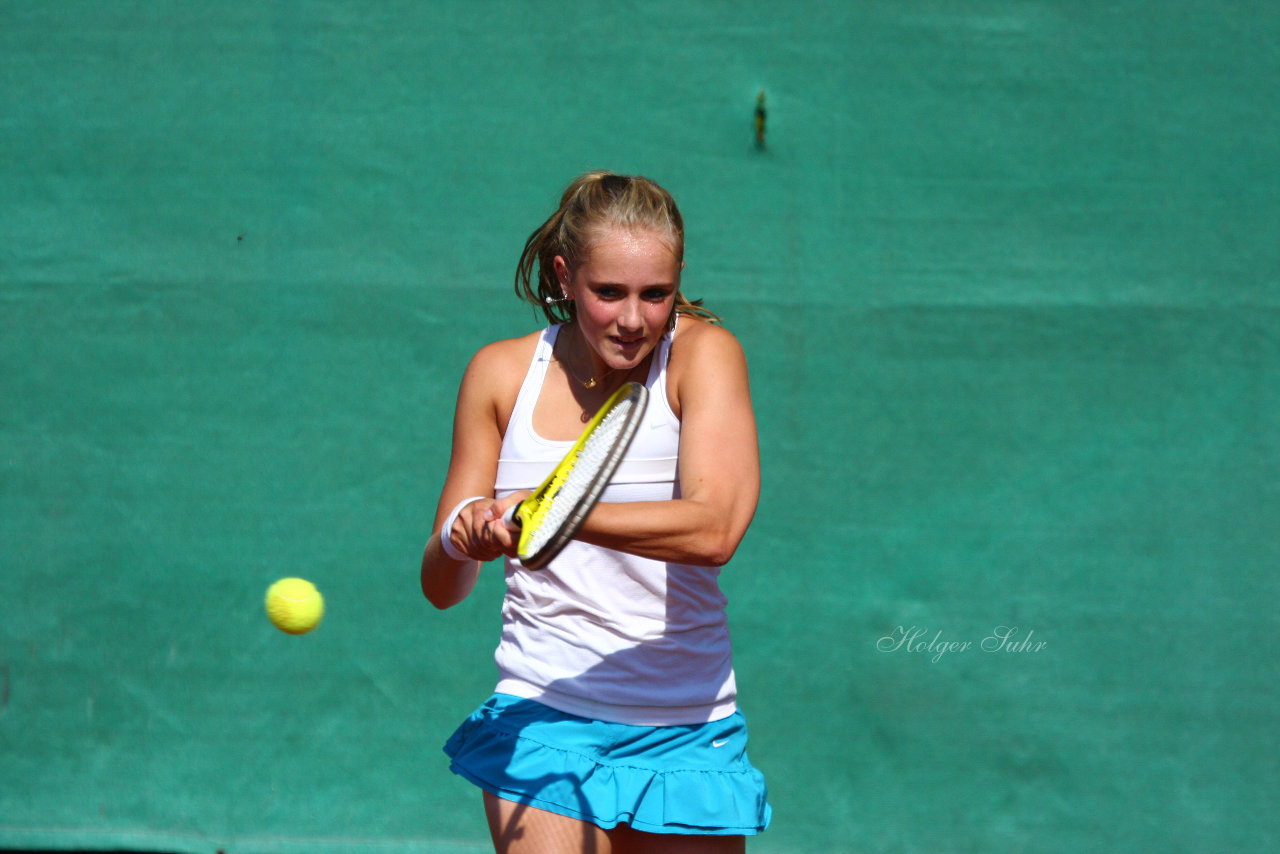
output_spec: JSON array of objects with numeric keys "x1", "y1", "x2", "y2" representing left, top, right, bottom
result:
[{"x1": 502, "y1": 381, "x2": 649, "y2": 570}]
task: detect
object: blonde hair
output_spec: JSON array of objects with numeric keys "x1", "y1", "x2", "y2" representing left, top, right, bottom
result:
[{"x1": 515, "y1": 171, "x2": 720, "y2": 325}]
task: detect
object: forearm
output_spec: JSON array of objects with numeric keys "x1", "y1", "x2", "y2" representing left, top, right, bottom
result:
[{"x1": 575, "y1": 498, "x2": 754, "y2": 567}]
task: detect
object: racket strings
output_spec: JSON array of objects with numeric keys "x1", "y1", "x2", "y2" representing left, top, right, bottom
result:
[{"x1": 523, "y1": 401, "x2": 634, "y2": 555}]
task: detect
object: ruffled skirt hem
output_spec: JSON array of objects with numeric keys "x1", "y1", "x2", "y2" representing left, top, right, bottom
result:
[{"x1": 443, "y1": 694, "x2": 771, "y2": 836}]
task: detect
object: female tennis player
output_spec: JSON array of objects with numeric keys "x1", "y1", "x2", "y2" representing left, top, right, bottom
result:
[{"x1": 420, "y1": 171, "x2": 769, "y2": 853}]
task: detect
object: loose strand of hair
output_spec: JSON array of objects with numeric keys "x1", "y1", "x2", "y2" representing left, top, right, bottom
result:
[
  {"x1": 515, "y1": 210, "x2": 575, "y2": 325},
  {"x1": 675, "y1": 294, "x2": 722, "y2": 325}
]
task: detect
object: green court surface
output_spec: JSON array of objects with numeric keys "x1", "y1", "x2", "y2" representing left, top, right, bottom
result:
[{"x1": 2, "y1": 2, "x2": 1277, "y2": 852}]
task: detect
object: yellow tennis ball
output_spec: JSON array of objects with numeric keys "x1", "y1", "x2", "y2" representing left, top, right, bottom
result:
[{"x1": 265, "y1": 577, "x2": 325, "y2": 635}]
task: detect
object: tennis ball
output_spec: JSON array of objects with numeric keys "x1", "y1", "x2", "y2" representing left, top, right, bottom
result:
[{"x1": 265, "y1": 577, "x2": 325, "y2": 635}]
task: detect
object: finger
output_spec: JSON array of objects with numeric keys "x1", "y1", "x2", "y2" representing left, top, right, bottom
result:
[
  {"x1": 483, "y1": 491, "x2": 531, "y2": 523},
  {"x1": 449, "y1": 499, "x2": 496, "y2": 561},
  {"x1": 483, "y1": 517, "x2": 519, "y2": 556},
  {"x1": 464, "y1": 499, "x2": 497, "y2": 538}
]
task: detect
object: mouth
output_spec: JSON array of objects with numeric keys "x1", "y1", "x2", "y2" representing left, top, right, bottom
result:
[
  {"x1": 602, "y1": 335, "x2": 647, "y2": 369},
  {"x1": 609, "y1": 335, "x2": 647, "y2": 356}
]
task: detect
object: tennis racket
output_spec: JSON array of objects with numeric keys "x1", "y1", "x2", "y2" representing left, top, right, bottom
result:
[{"x1": 502, "y1": 381, "x2": 649, "y2": 570}]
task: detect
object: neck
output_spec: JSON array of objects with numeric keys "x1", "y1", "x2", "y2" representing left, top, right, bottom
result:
[
  {"x1": 556, "y1": 324, "x2": 645, "y2": 393},
  {"x1": 560, "y1": 324, "x2": 604, "y2": 386}
]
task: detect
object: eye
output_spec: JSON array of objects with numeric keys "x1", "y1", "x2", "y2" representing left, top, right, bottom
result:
[{"x1": 643, "y1": 288, "x2": 674, "y2": 302}]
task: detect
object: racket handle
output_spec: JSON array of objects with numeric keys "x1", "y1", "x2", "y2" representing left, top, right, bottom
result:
[{"x1": 501, "y1": 503, "x2": 522, "y2": 531}]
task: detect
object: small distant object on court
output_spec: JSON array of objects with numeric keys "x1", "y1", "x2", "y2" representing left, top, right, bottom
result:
[{"x1": 754, "y1": 89, "x2": 767, "y2": 150}]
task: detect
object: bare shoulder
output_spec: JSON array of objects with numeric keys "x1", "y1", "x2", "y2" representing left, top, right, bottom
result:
[
  {"x1": 468, "y1": 329, "x2": 541, "y2": 372},
  {"x1": 458, "y1": 329, "x2": 542, "y2": 421},
  {"x1": 668, "y1": 316, "x2": 751, "y2": 417},
  {"x1": 669, "y1": 316, "x2": 748, "y2": 376},
  {"x1": 463, "y1": 330, "x2": 540, "y2": 386}
]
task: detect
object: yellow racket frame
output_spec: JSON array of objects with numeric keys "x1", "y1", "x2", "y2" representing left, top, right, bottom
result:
[{"x1": 511, "y1": 382, "x2": 648, "y2": 568}]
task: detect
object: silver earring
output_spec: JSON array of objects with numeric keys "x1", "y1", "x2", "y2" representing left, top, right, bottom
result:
[{"x1": 545, "y1": 284, "x2": 571, "y2": 304}]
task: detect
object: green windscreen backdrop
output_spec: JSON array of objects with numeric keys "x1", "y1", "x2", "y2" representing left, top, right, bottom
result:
[{"x1": 2, "y1": 2, "x2": 1277, "y2": 852}]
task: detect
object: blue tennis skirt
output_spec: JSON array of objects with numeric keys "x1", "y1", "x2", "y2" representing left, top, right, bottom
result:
[{"x1": 443, "y1": 693, "x2": 772, "y2": 836}]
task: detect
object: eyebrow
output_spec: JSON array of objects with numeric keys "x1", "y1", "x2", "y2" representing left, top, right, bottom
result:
[{"x1": 588, "y1": 284, "x2": 680, "y2": 294}]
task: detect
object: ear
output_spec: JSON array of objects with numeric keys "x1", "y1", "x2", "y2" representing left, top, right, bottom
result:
[{"x1": 552, "y1": 255, "x2": 570, "y2": 288}]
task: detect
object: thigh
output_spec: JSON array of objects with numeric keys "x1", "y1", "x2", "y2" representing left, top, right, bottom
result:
[
  {"x1": 484, "y1": 790, "x2": 613, "y2": 854},
  {"x1": 611, "y1": 824, "x2": 745, "y2": 854}
]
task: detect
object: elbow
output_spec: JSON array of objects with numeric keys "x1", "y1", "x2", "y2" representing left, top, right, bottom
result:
[
  {"x1": 698, "y1": 530, "x2": 744, "y2": 568},
  {"x1": 420, "y1": 547, "x2": 461, "y2": 610},
  {"x1": 421, "y1": 566, "x2": 470, "y2": 611},
  {"x1": 421, "y1": 543, "x2": 481, "y2": 610},
  {"x1": 708, "y1": 546, "x2": 738, "y2": 568},
  {"x1": 421, "y1": 577, "x2": 447, "y2": 609},
  {"x1": 421, "y1": 575, "x2": 464, "y2": 610},
  {"x1": 421, "y1": 576, "x2": 447, "y2": 610},
  {"x1": 678, "y1": 510, "x2": 752, "y2": 566},
  {"x1": 684, "y1": 500, "x2": 755, "y2": 567},
  {"x1": 702, "y1": 551, "x2": 734, "y2": 568}
]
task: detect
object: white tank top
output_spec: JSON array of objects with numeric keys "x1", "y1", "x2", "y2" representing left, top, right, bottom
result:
[{"x1": 491, "y1": 324, "x2": 738, "y2": 725}]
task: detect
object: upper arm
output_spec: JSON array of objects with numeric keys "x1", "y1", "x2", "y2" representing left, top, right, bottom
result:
[
  {"x1": 432, "y1": 340, "x2": 522, "y2": 530},
  {"x1": 671, "y1": 323, "x2": 761, "y2": 550}
]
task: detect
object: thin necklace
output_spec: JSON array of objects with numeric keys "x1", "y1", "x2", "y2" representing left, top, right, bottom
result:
[
  {"x1": 554, "y1": 329, "x2": 645, "y2": 420},
  {"x1": 556, "y1": 326, "x2": 616, "y2": 390},
  {"x1": 563, "y1": 361, "x2": 604, "y2": 389}
]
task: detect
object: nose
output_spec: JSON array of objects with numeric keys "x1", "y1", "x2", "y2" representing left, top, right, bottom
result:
[{"x1": 618, "y1": 298, "x2": 642, "y2": 331}]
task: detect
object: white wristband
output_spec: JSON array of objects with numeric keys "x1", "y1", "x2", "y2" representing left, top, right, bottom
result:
[{"x1": 440, "y1": 496, "x2": 487, "y2": 562}]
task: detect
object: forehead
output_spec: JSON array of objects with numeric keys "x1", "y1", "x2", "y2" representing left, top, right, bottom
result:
[{"x1": 581, "y1": 227, "x2": 680, "y2": 271}]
